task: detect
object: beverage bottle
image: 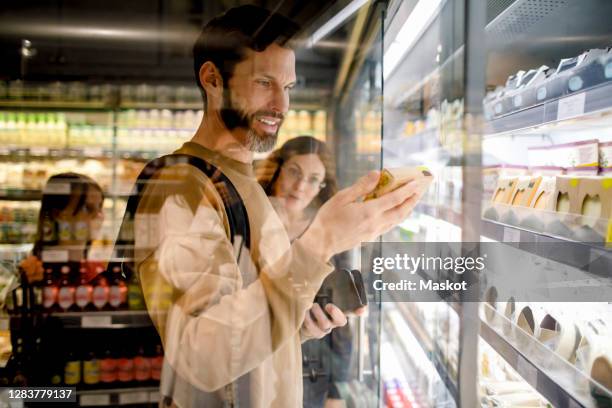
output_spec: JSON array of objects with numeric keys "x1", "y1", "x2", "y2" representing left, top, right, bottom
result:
[
  {"x1": 134, "y1": 345, "x2": 151, "y2": 382},
  {"x1": 127, "y1": 270, "x2": 145, "y2": 311},
  {"x1": 108, "y1": 266, "x2": 127, "y2": 311},
  {"x1": 92, "y1": 267, "x2": 110, "y2": 311},
  {"x1": 99, "y1": 348, "x2": 118, "y2": 384},
  {"x1": 64, "y1": 350, "x2": 81, "y2": 385},
  {"x1": 57, "y1": 265, "x2": 76, "y2": 312},
  {"x1": 41, "y1": 214, "x2": 56, "y2": 243},
  {"x1": 8, "y1": 338, "x2": 27, "y2": 386},
  {"x1": 75, "y1": 267, "x2": 93, "y2": 311},
  {"x1": 57, "y1": 219, "x2": 73, "y2": 244},
  {"x1": 151, "y1": 344, "x2": 163, "y2": 381},
  {"x1": 117, "y1": 346, "x2": 134, "y2": 384},
  {"x1": 83, "y1": 350, "x2": 100, "y2": 386}
]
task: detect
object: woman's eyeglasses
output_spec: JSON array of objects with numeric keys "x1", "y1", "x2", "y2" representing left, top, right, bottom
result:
[{"x1": 282, "y1": 165, "x2": 326, "y2": 190}]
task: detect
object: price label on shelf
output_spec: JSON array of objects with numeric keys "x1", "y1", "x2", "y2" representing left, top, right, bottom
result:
[
  {"x1": 557, "y1": 92, "x2": 586, "y2": 121},
  {"x1": 80, "y1": 394, "x2": 111, "y2": 406},
  {"x1": 516, "y1": 356, "x2": 538, "y2": 387},
  {"x1": 149, "y1": 391, "x2": 160, "y2": 403},
  {"x1": 43, "y1": 182, "x2": 70, "y2": 195},
  {"x1": 503, "y1": 227, "x2": 521, "y2": 243},
  {"x1": 41, "y1": 249, "x2": 69, "y2": 263},
  {"x1": 119, "y1": 391, "x2": 149, "y2": 405},
  {"x1": 82, "y1": 315, "x2": 112, "y2": 328},
  {"x1": 30, "y1": 147, "x2": 49, "y2": 156},
  {"x1": 83, "y1": 147, "x2": 104, "y2": 157}
]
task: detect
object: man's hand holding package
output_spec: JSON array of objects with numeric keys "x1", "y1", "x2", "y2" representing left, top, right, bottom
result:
[{"x1": 299, "y1": 171, "x2": 421, "y2": 263}]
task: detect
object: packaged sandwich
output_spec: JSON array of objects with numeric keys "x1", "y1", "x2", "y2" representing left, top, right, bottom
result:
[{"x1": 365, "y1": 166, "x2": 433, "y2": 201}]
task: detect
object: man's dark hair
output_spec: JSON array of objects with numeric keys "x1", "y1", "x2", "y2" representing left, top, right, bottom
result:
[{"x1": 193, "y1": 5, "x2": 299, "y2": 110}]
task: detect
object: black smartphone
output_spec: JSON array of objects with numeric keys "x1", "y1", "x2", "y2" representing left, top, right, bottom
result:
[{"x1": 314, "y1": 269, "x2": 367, "y2": 318}]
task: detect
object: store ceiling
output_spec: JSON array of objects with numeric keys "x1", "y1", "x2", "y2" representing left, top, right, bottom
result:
[{"x1": 0, "y1": 0, "x2": 354, "y2": 106}]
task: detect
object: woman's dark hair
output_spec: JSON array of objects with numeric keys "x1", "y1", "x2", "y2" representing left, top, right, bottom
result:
[
  {"x1": 258, "y1": 136, "x2": 337, "y2": 209},
  {"x1": 193, "y1": 5, "x2": 299, "y2": 110},
  {"x1": 33, "y1": 173, "x2": 104, "y2": 258}
]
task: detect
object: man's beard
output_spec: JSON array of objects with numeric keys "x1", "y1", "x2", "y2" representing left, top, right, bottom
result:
[{"x1": 220, "y1": 94, "x2": 283, "y2": 153}]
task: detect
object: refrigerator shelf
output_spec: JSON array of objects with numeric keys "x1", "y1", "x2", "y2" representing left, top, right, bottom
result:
[
  {"x1": 481, "y1": 217, "x2": 611, "y2": 279},
  {"x1": 78, "y1": 385, "x2": 159, "y2": 406},
  {"x1": 41, "y1": 310, "x2": 153, "y2": 329},
  {"x1": 484, "y1": 81, "x2": 612, "y2": 135},
  {"x1": 479, "y1": 303, "x2": 612, "y2": 408}
]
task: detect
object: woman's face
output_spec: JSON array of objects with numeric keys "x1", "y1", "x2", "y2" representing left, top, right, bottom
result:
[{"x1": 273, "y1": 153, "x2": 326, "y2": 214}]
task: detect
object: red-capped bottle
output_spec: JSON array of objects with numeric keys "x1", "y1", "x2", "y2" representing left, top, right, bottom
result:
[
  {"x1": 99, "y1": 348, "x2": 118, "y2": 384},
  {"x1": 42, "y1": 268, "x2": 58, "y2": 312},
  {"x1": 75, "y1": 267, "x2": 93, "y2": 311},
  {"x1": 151, "y1": 344, "x2": 163, "y2": 381},
  {"x1": 92, "y1": 267, "x2": 109, "y2": 311},
  {"x1": 117, "y1": 347, "x2": 134, "y2": 384},
  {"x1": 108, "y1": 266, "x2": 127, "y2": 311},
  {"x1": 57, "y1": 265, "x2": 75, "y2": 312},
  {"x1": 133, "y1": 346, "x2": 151, "y2": 382}
]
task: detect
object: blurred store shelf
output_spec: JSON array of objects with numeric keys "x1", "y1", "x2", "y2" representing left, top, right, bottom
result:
[{"x1": 78, "y1": 386, "x2": 159, "y2": 406}]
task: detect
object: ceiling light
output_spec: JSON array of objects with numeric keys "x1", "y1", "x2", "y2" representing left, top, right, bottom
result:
[
  {"x1": 383, "y1": 0, "x2": 445, "y2": 79},
  {"x1": 306, "y1": 0, "x2": 370, "y2": 48}
]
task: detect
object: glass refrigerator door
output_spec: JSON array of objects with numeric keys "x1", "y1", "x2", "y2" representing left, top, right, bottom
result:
[
  {"x1": 303, "y1": 2, "x2": 385, "y2": 406},
  {"x1": 378, "y1": 0, "x2": 483, "y2": 407}
]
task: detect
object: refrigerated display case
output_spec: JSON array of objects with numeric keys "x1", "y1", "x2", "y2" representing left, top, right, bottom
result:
[
  {"x1": 380, "y1": 0, "x2": 611, "y2": 407},
  {"x1": 1, "y1": 1, "x2": 610, "y2": 407}
]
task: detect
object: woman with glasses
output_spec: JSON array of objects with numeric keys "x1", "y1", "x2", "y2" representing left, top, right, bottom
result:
[
  {"x1": 20, "y1": 173, "x2": 106, "y2": 283},
  {"x1": 257, "y1": 135, "x2": 355, "y2": 408}
]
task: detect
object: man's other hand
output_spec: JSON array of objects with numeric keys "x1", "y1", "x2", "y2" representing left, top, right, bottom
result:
[{"x1": 301, "y1": 303, "x2": 347, "y2": 339}]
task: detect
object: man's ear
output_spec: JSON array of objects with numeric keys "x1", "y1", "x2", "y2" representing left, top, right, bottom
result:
[{"x1": 199, "y1": 62, "x2": 223, "y2": 100}]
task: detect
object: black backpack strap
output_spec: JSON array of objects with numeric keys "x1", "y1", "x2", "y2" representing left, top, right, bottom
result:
[{"x1": 112, "y1": 153, "x2": 250, "y2": 275}]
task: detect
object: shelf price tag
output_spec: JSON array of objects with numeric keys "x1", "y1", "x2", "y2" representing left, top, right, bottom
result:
[
  {"x1": 503, "y1": 227, "x2": 521, "y2": 243},
  {"x1": 149, "y1": 391, "x2": 160, "y2": 403},
  {"x1": 41, "y1": 249, "x2": 69, "y2": 263},
  {"x1": 30, "y1": 147, "x2": 49, "y2": 156},
  {"x1": 80, "y1": 394, "x2": 111, "y2": 406},
  {"x1": 119, "y1": 391, "x2": 149, "y2": 405},
  {"x1": 516, "y1": 356, "x2": 538, "y2": 388},
  {"x1": 557, "y1": 92, "x2": 586, "y2": 121},
  {"x1": 82, "y1": 315, "x2": 112, "y2": 328},
  {"x1": 83, "y1": 147, "x2": 104, "y2": 157},
  {"x1": 43, "y1": 182, "x2": 70, "y2": 195}
]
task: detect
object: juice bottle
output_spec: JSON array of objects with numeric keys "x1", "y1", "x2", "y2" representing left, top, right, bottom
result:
[
  {"x1": 42, "y1": 267, "x2": 58, "y2": 312},
  {"x1": 75, "y1": 267, "x2": 93, "y2": 311},
  {"x1": 134, "y1": 346, "x2": 151, "y2": 382},
  {"x1": 83, "y1": 350, "x2": 100, "y2": 385},
  {"x1": 109, "y1": 266, "x2": 127, "y2": 310},
  {"x1": 92, "y1": 267, "x2": 110, "y2": 311},
  {"x1": 127, "y1": 270, "x2": 145, "y2": 311},
  {"x1": 64, "y1": 350, "x2": 81, "y2": 385},
  {"x1": 99, "y1": 348, "x2": 118, "y2": 384},
  {"x1": 151, "y1": 344, "x2": 164, "y2": 381},
  {"x1": 117, "y1": 346, "x2": 134, "y2": 384},
  {"x1": 57, "y1": 265, "x2": 75, "y2": 312}
]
